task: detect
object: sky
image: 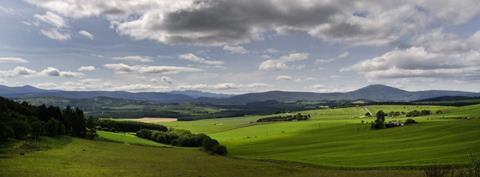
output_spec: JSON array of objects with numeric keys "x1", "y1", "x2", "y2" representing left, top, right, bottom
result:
[{"x1": 0, "y1": 0, "x2": 480, "y2": 93}]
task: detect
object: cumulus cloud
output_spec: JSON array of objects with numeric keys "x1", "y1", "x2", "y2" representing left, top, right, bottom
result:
[
  {"x1": 259, "y1": 52, "x2": 309, "y2": 71},
  {"x1": 78, "y1": 30, "x2": 94, "y2": 40},
  {"x1": 176, "y1": 82, "x2": 270, "y2": 91},
  {"x1": 112, "y1": 56, "x2": 153, "y2": 62},
  {"x1": 223, "y1": 45, "x2": 248, "y2": 54},
  {"x1": 0, "y1": 57, "x2": 29, "y2": 63},
  {"x1": 0, "y1": 67, "x2": 37, "y2": 77},
  {"x1": 276, "y1": 75, "x2": 293, "y2": 81},
  {"x1": 78, "y1": 66, "x2": 95, "y2": 71},
  {"x1": 40, "y1": 67, "x2": 83, "y2": 77},
  {"x1": 104, "y1": 63, "x2": 203, "y2": 74},
  {"x1": 26, "y1": 0, "x2": 480, "y2": 46},
  {"x1": 0, "y1": 66, "x2": 81, "y2": 78},
  {"x1": 316, "y1": 51, "x2": 349, "y2": 64},
  {"x1": 348, "y1": 46, "x2": 480, "y2": 80},
  {"x1": 178, "y1": 53, "x2": 223, "y2": 65}
]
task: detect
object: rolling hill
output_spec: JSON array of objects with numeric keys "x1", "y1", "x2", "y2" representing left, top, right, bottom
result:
[{"x1": 0, "y1": 84, "x2": 478, "y2": 104}]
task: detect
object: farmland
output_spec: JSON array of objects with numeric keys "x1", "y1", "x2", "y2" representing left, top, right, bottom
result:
[
  {"x1": 160, "y1": 104, "x2": 480, "y2": 168},
  {"x1": 1, "y1": 103, "x2": 479, "y2": 177}
]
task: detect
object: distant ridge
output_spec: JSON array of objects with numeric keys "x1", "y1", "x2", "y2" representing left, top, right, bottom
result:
[{"x1": 0, "y1": 84, "x2": 478, "y2": 104}]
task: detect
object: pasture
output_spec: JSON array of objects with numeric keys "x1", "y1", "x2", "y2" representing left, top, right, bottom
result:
[
  {"x1": 0, "y1": 137, "x2": 422, "y2": 177},
  {"x1": 160, "y1": 104, "x2": 480, "y2": 168}
]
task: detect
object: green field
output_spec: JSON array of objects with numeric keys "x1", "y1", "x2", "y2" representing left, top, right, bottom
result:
[
  {"x1": 0, "y1": 137, "x2": 422, "y2": 177},
  {"x1": 2, "y1": 104, "x2": 479, "y2": 176},
  {"x1": 96, "y1": 131, "x2": 168, "y2": 147},
  {"x1": 161, "y1": 104, "x2": 480, "y2": 168}
]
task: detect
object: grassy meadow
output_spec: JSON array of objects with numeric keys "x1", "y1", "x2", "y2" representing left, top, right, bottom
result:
[
  {"x1": 0, "y1": 137, "x2": 423, "y2": 177},
  {"x1": 159, "y1": 104, "x2": 480, "y2": 168},
  {"x1": 2, "y1": 104, "x2": 479, "y2": 177}
]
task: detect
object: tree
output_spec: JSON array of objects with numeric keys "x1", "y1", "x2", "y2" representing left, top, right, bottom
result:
[
  {"x1": 86, "y1": 117, "x2": 97, "y2": 139},
  {"x1": 371, "y1": 111, "x2": 386, "y2": 129},
  {"x1": 11, "y1": 120, "x2": 30, "y2": 139},
  {"x1": 45, "y1": 119, "x2": 60, "y2": 136},
  {"x1": 30, "y1": 121, "x2": 44, "y2": 140}
]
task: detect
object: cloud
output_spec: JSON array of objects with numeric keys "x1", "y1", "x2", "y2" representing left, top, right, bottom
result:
[
  {"x1": 0, "y1": 57, "x2": 29, "y2": 63},
  {"x1": 34, "y1": 11, "x2": 67, "y2": 28},
  {"x1": 78, "y1": 66, "x2": 95, "y2": 71},
  {"x1": 176, "y1": 82, "x2": 270, "y2": 91},
  {"x1": 223, "y1": 45, "x2": 248, "y2": 54},
  {"x1": 0, "y1": 66, "x2": 81, "y2": 78},
  {"x1": 160, "y1": 76, "x2": 173, "y2": 84},
  {"x1": 26, "y1": 0, "x2": 480, "y2": 46},
  {"x1": 316, "y1": 51, "x2": 349, "y2": 64},
  {"x1": 40, "y1": 28, "x2": 71, "y2": 41},
  {"x1": 178, "y1": 53, "x2": 223, "y2": 65},
  {"x1": 104, "y1": 63, "x2": 203, "y2": 74},
  {"x1": 112, "y1": 55, "x2": 153, "y2": 62},
  {"x1": 349, "y1": 46, "x2": 480, "y2": 80},
  {"x1": 112, "y1": 84, "x2": 168, "y2": 91},
  {"x1": 0, "y1": 6, "x2": 16, "y2": 16},
  {"x1": 276, "y1": 75, "x2": 292, "y2": 81},
  {"x1": 78, "y1": 30, "x2": 94, "y2": 40},
  {"x1": 40, "y1": 67, "x2": 83, "y2": 77},
  {"x1": 0, "y1": 67, "x2": 36, "y2": 77},
  {"x1": 259, "y1": 52, "x2": 309, "y2": 71}
]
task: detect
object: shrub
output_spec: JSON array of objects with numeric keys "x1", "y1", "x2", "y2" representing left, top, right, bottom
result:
[
  {"x1": 136, "y1": 129, "x2": 152, "y2": 139},
  {"x1": 405, "y1": 119, "x2": 417, "y2": 125}
]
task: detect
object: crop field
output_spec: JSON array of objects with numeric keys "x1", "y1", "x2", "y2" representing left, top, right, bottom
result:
[
  {"x1": 161, "y1": 104, "x2": 480, "y2": 168},
  {"x1": 0, "y1": 137, "x2": 422, "y2": 177}
]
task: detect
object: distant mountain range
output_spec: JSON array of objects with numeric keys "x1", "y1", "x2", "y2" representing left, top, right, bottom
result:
[{"x1": 0, "y1": 84, "x2": 478, "y2": 104}]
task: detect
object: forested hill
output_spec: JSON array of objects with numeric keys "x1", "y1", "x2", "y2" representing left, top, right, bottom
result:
[{"x1": 0, "y1": 97, "x2": 90, "y2": 141}]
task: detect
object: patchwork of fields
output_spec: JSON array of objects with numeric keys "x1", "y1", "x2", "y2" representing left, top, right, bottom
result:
[
  {"x1": 1, "y1": 104, "x2": 479, "y2": 177},
  {"x1": 163, "y1": 104, "x2": 480, "y2": 168}
]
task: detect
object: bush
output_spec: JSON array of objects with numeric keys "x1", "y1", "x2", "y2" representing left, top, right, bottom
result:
[
  {"x1": 136, "y1": 129, "x2": 227, "y2": 155},
  {"x1": 405, "y1": 119, "x2": 417, "y2": 125}
]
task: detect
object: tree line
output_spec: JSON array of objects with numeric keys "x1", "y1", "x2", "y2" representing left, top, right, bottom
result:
[
  {"x1": 136, "y1": 129, "x2": 227, "y2": 155},
  {"x1": 257, "y1": 113, "x2": 311, "y2": 122},
  {"x1": 96, "y1": 119, "x2": 168, "y2": 132},
  {"x1": 0, "y1": 97, "x2": 93, "y2": 142}
]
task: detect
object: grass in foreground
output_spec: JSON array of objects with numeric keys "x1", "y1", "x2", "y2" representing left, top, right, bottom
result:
[{"x1": 0, "y1": 137, "x2": 423, "y2": 177}]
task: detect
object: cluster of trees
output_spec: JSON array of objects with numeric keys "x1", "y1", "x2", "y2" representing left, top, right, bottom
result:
[
  {"x1": 0, "y1": 97, "x2": 92, "y2": 141},
  {"x1": 96, "y1": 120, "x2": 168, "y2": 132},
  {"x1": 406, "y1": 110, "x2": 432, "y2": 117},
  {"x1": 257, "y1": 113, "x2": 311, "y2": 122},
  {"x1": 136, "y1": 129, "x2": 227, "y2": 155},
  {"x1": 371, "y1": 110, "x2": 417, "y2": 130}
]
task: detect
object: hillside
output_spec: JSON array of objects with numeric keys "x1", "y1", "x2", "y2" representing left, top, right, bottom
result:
[
  {"x1": 0, "y1": 137, "x2": 421, "y2": 177},
  {"x1": 162, "y1": 104, "x2": 480, "y2": 168},
  {"x1": 1, "y1": 84, "x2": 478, "y2": 104}
]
